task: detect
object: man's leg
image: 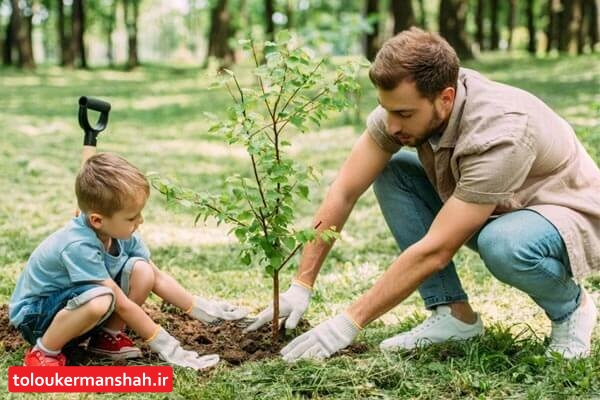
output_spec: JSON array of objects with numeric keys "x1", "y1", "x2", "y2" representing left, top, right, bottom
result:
[
  {"x1": 373, "y1": 151, "x2": 483, "y2": 350},
  {"x1": 477, "y1": 209, "x2": 597, "y2": 358}
]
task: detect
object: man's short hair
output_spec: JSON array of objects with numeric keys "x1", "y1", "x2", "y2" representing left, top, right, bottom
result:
[
  {"x1": 75, "y1": 152, "x2": 149, "y2": 216},
  {"x1": 369, "y1": 27, "x2": 460, "y2": 100}
]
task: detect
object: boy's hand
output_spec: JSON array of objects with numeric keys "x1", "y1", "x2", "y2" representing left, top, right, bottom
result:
[
  {"x1": 147, "y1": 327, "x2": 219, "y2": 370},
  {"x1": 189, "y1": 296, "x2": 249, "y2": 323}
]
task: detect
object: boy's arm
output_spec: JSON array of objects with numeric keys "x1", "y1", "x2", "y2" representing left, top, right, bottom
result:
[
  {"x1": 98, "y1": 278, "x2": 157, "y2": 339},
  {"x1": 98, "y1": 278, "x2": 220, "y2": 370},
  {"x1": 149, "y1": 261, "x2": 248, "y2": 322}
]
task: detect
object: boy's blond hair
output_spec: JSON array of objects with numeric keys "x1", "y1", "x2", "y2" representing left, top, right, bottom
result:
[{"x1": 75, "y1": 153, "x2": 149, "y2": 216}]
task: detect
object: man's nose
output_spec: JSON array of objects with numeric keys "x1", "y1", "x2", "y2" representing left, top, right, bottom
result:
[{"x1": 387, "y1": 115, "x2": 402, "y2": 135}]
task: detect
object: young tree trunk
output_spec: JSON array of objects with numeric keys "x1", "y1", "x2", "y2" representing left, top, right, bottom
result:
[
  {"x1": 475, "y1": 0, "x2": 485, "y2": 51},
  {"x1": 390, "y1": 0, "x2": 416, "y2": 34},
  {"x1": 526, "y1": 0, "x2": 537, "y2": 54},
  {"x1": 123, "y1": 0, "x2": 140, "y2": 69},
  {"x1": 71, "y1": 0, "x2": 87, "y2": 68},
  {"x1": 9, "y1": 0, "x2": 35, "y2": 69},
  {"x1": 489, "y1": 0, "x2": 499, "y2": 50},
  {"x1": 507, "y1": 0, "x2": 516, "y2": 50},
  {"x1": 272, "y1": 270, "x2": 280, "y2": 342},
  {"x1": 439, "y1": 0, "x2": 473, "y2": 60},
  {"x1": 265, "y1": 0, "x2": 275, "y2": 41},
  {"x1": 364, "y1": 0, "x2": 379, "y2": 61}
]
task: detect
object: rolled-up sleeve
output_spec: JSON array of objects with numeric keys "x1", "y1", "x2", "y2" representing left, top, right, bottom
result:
[{"x1": 366, "y1": 106, "x2": 402, "y2": 154}]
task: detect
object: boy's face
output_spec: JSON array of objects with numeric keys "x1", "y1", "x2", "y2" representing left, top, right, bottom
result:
[{"x1": 89, "y1": 193, "x2": 147, "y2": 240}]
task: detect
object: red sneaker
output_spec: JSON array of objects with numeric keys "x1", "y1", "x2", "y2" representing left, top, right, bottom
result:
[
  {"x1": 88, "y1": 330, "x2": 142, "y2": 360},
  {"x1": 23, "y1": 348, "x2": 67, "y2": 366}
]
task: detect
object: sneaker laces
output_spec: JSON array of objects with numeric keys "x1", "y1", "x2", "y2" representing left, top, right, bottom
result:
[{"x1": 410, "y1": 309, "x2": 445, "y2": 335}]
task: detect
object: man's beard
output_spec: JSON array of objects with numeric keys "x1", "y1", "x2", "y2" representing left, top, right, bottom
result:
[{"x1": 411, "y1": 110, "x2": 446, "y2": 147}]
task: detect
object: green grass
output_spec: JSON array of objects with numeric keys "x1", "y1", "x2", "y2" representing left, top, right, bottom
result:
[{"x1": 1, "y1": 53, "x2": 599, "y2": 399}]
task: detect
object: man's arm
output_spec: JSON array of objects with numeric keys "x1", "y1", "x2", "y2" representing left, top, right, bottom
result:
[
  {"x1": 295, "y1": 131, "x2": 392, "y2": 287},
  {"x1": 347, "y1": 196, "x2": 496, "y2": 326}
]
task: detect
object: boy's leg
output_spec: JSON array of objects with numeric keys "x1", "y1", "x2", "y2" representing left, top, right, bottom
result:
[
  {"x1": 477, "y1": 209, "x2": 597, "y2": 358},
  {"x1": 88, "y1": 258, "x2": 154, "y2": 360},
  {"x1": 18, "y1": 285, "x2": 114, "y2": 366},
  {"x1": 102, "y1": 258, "x2": 155, "y2": 331},
  {"x1": 373, "y1": 151, "x2": 483, "y2": 351}
]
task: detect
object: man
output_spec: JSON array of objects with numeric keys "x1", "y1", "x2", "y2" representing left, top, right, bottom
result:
[{"x1": 246, "y1": 28, "x2": 599, "y2": 361}]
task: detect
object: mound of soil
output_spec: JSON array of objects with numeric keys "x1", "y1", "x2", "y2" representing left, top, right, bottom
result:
[{"x1": 0, "y1": 303, "x2": 368, "y2": 367}]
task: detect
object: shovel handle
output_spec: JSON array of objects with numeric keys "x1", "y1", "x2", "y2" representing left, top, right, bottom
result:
[{"x1": 78, "y1": 96, "x2": 111, "y2": 146}]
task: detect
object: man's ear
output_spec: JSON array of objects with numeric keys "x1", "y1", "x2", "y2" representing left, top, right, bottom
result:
[
  {"x1": 437, "y1": 86, "x2": 456, "y2": 117},
  {"x1": 87, "y1": 212, "x2": 104, "y2": 230}
]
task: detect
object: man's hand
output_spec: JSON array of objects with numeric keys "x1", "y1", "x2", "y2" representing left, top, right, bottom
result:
[
  {"x1": 189, "y1": 296, "x2": 249, "y2": 323},
  {"x1": 244, "y1": 281, "x2": 311, "y2": 332},
  {"x1": 280, "y1": 313, "x2": 360, "y2": 362},
  {"x1": 147, "y1": 327, "x2": 219, "y2": 370}
]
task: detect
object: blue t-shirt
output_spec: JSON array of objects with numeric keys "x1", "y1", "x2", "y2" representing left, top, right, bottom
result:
[{"x1": 9, "y1": 213, "x2": 150, "y2": 327}]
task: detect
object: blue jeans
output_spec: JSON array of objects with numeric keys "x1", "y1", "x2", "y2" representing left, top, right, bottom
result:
[{"x1": 373, "y1": 150, "x2": 581, "y2": 323}]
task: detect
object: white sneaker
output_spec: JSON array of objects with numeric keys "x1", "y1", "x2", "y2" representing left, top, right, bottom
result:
[
  {"x1": 380, "y1": 306, "x2": 484, "y2": 351},
  {"x1": 547, "y1": 289, "x2": 597, "y2": 359}
]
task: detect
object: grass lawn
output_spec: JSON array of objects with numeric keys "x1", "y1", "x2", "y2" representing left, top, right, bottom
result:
[{"x1": 1, "y1": 53, "x2": 599, "y2": 399}]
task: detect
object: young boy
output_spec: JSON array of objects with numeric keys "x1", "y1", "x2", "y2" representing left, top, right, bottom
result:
[{"x1": 9, "y1": 152, "x2": 248, "y2": 368}]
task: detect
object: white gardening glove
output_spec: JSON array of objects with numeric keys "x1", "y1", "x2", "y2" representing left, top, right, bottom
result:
[
  {"x1": 280, "y1": 313, "x2": 360, "y2": 362},
  {"x1": 147, "y1": 327, "x2": 219, "y2": 370},
  {"x1": 189, "y1": 296, "x2": 249, "y2": 323},
  {"x1": 244, "y1": 281, "x2": 312, "y2": 332}
]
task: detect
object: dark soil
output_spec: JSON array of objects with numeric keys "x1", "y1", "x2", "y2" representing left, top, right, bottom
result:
[{"x1": 0, "y1": 303, "x2": 369, "y2": 367}]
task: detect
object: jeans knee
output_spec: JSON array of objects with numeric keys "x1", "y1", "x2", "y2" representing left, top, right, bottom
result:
[
  {"x1": 477, "y1": 230, "x2": 522, "y2": 282},
  {"x1": 373, "y1": 151, "x2": 421, "y2": 200}
]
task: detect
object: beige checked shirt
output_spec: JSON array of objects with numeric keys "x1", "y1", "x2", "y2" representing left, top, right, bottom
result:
[{"x1": 367, "y1": 68, "x2": 600, "y2": 279}]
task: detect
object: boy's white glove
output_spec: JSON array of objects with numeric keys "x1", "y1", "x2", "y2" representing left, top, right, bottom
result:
[
  {"x1": 189, "y1": 296, "x2": 249, "y2": 323},
  {"x1": 280, "y1": 313, "x2": 360, "y2": 362},
  {"x1": 147, "y1": 327, "x2": 219, "y2": 370},
  {"x1": 244, "y1": 281, "x2": 312, "y2": 332}
]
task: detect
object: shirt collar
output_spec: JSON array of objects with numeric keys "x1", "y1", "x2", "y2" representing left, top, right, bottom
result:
[{"x1": 435, "y1": 71, "x2": 467, "y2": 150}]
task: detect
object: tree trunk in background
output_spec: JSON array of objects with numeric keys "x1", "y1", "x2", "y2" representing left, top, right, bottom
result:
[
  {"x1": 285, "y1": 0, "x2": 294, "y2": 30},
  {"x1": 575, "y1": 0, "x2": 585, "y2": 53},
  {"x1": 417, "y1": 0, "x2": 427, "y2": 28},
  {"x1": 9, "y1": 0, "x2": 35, "y2": 69},
  {"x1": 71, "y1": 0, "x2": 87, "y2": 68},
  {"x1": 546, "y1": 0, "x2": 559, "y2": 52},
  {"x1": 507, "y1": 0, "x2": 516, "y2": 50},
  {"x1": 107, "y1": 0, "x2": 117, "y2": 66},
  {"x1": 364, "y1": 0, "x2": 379, "y2": 61},
  {"x1": 58, "y1": 0, "x2": 73, "y2": 67},
  {"x1": 390, "y1": 0, "x2": 416, "y2": 34},
  {"x1": 265, "y1": 0, "x2": 275, "y2": 41},
  {"x1": 588, "y1": 0, "x2": 599, "y2": 50},
  {"x1": 3, "y1": 6, "x2": 15, "y2": 65},
  {"x1": 439, "y1": 0, "x2": 473, "y2": 60},
  {"x1": 124, "y1": 0, "x2": 140, "y2": 69},
  {"x1": 475, "y1": 0, "x2": 485, "y2": 51},
  {"x1": 526, "y1": 0, "x2": 537, "y2": 54},
  {"x1": 207, "y1": 0, "x2": 234, "y2": 68},
  {"x1": 557, "y1": 0, "x2": 574, "y2": 52},
  {"x1": 490, "y1": 0, "x2": 499, "y2": 50}
]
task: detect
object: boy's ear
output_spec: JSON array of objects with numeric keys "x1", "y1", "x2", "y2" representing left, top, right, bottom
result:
[{"x1": 87, "y1": 212, "x2": 104, "y2": 229}]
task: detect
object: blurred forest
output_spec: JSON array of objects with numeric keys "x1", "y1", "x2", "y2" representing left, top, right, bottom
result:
[{"x1": 1, "y1": 0, "x2": 599, "y2": 70}]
